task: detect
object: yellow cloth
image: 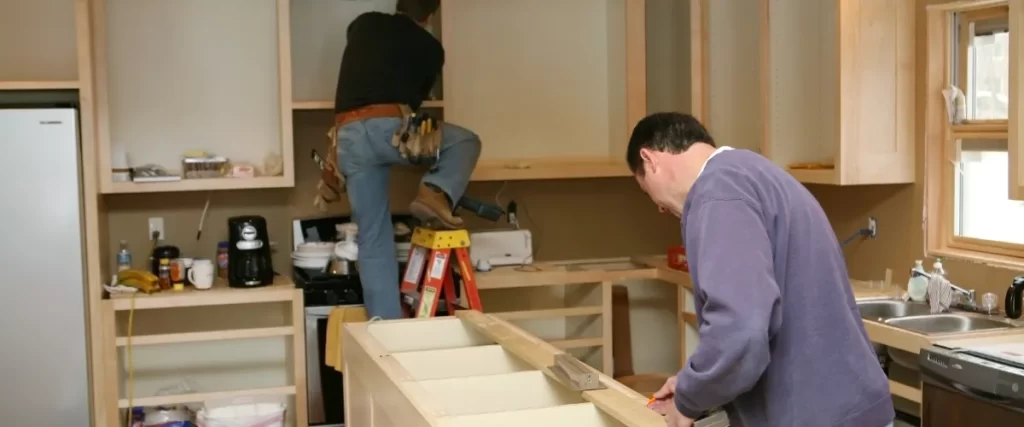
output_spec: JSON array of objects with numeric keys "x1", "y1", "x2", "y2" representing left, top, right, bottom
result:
[{"x1": 324, "y1": 306, "x2": 369, "y2": 373}]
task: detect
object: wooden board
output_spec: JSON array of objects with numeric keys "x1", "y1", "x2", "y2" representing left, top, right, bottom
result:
[{"x1": 343, "y1": 312, "x2": 662, "y2": 427}]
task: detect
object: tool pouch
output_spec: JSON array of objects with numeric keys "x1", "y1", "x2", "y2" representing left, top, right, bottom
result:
[
  {"x1": 314, "y1": 126, "x2": 346, "y2": 212},
  {"x1": 392, "y1": 104, "x2": 444, "y2": 165}
]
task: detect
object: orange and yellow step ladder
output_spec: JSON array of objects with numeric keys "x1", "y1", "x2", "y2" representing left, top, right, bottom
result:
[{"x1": 399, "y1": 227, "x2": 482, "y2": 317}]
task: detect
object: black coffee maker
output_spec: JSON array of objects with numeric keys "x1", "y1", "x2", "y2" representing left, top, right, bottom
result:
[{"x1": 227, "y1": 215, "x2": 274, "y2": 288}]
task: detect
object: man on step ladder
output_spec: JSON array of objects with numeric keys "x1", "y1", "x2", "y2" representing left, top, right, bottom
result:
[{"x1": 318, "y1": 0, "x2": 482, "y2": 321}]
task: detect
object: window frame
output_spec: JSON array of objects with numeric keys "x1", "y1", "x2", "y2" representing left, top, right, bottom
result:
[{"x1": 925, "y1": 0, "x2": 1024, "y2": 269}]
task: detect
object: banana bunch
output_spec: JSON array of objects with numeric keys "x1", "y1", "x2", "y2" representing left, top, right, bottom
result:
[{"x1": 117, "y1": 269, "x2": 161, "y2": 293}]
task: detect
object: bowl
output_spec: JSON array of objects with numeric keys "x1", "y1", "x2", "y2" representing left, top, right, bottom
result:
[{"x1": 295, "y1": 242, "x2": 335, "y2": 255}]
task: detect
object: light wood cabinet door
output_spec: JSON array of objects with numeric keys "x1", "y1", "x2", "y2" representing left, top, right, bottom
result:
[{"x1": 440, "y1": 0, "x2": 647, "y2": 181}]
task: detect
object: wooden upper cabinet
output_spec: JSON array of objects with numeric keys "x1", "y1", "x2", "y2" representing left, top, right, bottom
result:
[
  {"x1": 441, "y1": 0, "x2": 647, "y2": 181},
  {"x1": 92, "y1": 0, "x2": 294, "y2": 194},
  {"x1": 694, "y1": 0, "x2": 916, "y2": 185},
  {"x1": 0, "y1": 0, "x2": 81, "y2": 90},
  {"x1": 289, "y1": 0, "x2": 443, "y2": 111},
  {"x1": 766, "y1": 0, "x2": 915, "y2": 185}
]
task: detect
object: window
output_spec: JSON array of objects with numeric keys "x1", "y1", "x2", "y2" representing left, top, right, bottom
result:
[
  {"x1": 925, "y1": 2, "x2": 1023, "y2": 265},
  {"x1": 954, "y1": 138, "x2": 1024, "y2": 245},
  {"x1": 959, "y1": 8, "x2": 1010, "y2": 121}
]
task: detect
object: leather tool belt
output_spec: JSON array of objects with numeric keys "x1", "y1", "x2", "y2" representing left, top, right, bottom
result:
[{"x1": 314, "y1": 103, "x2": 444, "y2": 211}]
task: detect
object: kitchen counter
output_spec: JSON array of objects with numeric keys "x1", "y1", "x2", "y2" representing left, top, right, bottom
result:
[{"x1": 852, "y1": 282, "x2": 1024, "y2": 405}]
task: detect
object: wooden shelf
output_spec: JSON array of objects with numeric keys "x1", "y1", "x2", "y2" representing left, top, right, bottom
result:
[
  {"x1": 118, "y1": 385, "x2": 296, "y2": 408},
  {"x1": 470, "y1": 158, "x2": 631, "y2": 181},
  {"x1": 115, "y1": 326, "x2": 294, "y2": 347},
  {"x1": 107, "y1": 276, "x2": 297, "y2": 311},
  {"x1": 0, "y1": 81, "x2": 80, "y2": 90},
  {"x1": 103, "y1": 176, "x2": 293, "y2": 194},
  {"x1": 93, "y1": 0, "x2": 294, "y2": 194},
  {"x1": 292, "y1": 99, "x2": 443, "y2": 111}
]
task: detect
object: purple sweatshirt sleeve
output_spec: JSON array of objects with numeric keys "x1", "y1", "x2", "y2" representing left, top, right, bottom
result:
[{"x1": 674, "y1": 199, "x2": 782, "y2": 418}]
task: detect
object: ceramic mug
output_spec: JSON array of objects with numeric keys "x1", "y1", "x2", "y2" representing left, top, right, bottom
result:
[{"x1": 189, "y1": 259, "x2": 215, "y2": 290}]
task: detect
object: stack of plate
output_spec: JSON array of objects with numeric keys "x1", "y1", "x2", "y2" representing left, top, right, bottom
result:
[{"x1": 292, "y1": 242, "x2": 334, "y2": 270}]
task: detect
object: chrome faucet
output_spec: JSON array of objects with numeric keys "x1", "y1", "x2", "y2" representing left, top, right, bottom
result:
[{"x1": 910, "y1": 268, "x2": 977, "y2": 306}]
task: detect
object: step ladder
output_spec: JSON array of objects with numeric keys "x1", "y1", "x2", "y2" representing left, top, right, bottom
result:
[{"x1": 400, "y1": 227, "x2": 482, "y2": 318}]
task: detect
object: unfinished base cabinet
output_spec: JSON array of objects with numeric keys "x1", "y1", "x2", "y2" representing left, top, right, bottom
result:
[
  {"x1": 693, "y1": 0, "x2": 915, "y2": 185},
  {"x1": 343, "y1": 311, "x2": 663, "y2": 427}
]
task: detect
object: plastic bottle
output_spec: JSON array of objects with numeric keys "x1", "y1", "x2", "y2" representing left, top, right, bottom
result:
[
  {"x1": 116, "y1": 240, "x2": 132, "y2": 271},
  {"x1": 932, "y1": 257, "x2": 946, "y2": 276},
  {"x1": 907, "y1": 260, "x2": 928, "y2": 302},
  {"x1": 217, "y1": 241, "x2": 230, "y2": 279},
  {"x1": 157, "y1": 258, "x2": 172, "y2": 290}
]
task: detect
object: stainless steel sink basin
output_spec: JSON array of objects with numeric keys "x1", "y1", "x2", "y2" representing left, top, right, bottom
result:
[
  {"x1": 857, "y1": 300, "x2": 932, "y2": 321},
  {"x1": 883, "y1": 314, "x2": 1017, "y2": 335}
]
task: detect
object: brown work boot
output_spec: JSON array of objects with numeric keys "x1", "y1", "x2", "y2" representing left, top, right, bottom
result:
[{"x1": 410, "y1": 184, "x2": 464, "y2": 229}]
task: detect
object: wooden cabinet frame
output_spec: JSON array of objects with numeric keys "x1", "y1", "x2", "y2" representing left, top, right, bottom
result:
[
  {"x1": 89, "y1": 0, "x2": 296, "y2": 194},
  {"x1": 344, "y1": 311, "x2": 664, "y2": 427},
  {"x1": 690, "y1": 0, "x2": 915, "y2": 185}
]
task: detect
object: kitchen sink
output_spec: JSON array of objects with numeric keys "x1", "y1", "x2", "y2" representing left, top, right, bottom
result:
[
  {"x1": 857, "y1": 300, "x2": 932, "y2": 321},
  {"x1": 883, "y1": 314, "x2": 1017, "y2": 335}
]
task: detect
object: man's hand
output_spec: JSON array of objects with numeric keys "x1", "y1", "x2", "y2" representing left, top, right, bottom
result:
[{"x1": 648, "y1": 376, "x2": 695, "y2": 427}]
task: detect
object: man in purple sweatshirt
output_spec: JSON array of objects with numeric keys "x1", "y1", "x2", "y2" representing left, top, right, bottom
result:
[{"x1": 627, "y1": 113, "x2": 894, "y2": 427}]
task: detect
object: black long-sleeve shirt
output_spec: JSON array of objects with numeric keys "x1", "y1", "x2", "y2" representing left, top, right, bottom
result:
[{"x1": 334, "y1": 12, "x2": 444, "y2": 113}]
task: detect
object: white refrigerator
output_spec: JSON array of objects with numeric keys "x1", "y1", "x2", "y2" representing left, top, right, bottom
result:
[{"x1": 0, "y1": 109, "x2": 91, "y2": 424}]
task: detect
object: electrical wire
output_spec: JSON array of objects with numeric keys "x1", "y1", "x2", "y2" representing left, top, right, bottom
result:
[{"x1": 124, "y1": 292, "x2": 136, "y2": 427}]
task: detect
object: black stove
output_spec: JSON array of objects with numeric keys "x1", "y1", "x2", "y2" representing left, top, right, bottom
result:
[{"x1": 294, "y1": 268, "x2": 363, "y2": 307}]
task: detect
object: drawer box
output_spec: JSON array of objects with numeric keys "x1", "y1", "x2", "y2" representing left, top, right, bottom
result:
[{"x1": 342, "y1": 311, "x2": 663, "y2": 427}]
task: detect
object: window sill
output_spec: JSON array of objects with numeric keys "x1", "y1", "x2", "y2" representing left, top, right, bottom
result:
[{"x1": 927, "y1": 247, "x2": 1024, "y2": 271}]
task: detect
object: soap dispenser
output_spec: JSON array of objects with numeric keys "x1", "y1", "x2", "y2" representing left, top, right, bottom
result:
[
  {"x1": 907, "y1": 260, "x2": 928, "y2": 302},
  {"x1": 1005, "y1": 276, "x2": 1024, "y2": 320},
  {"x1": 931, "y1": 257, "x2": 946, "y2": 276}
]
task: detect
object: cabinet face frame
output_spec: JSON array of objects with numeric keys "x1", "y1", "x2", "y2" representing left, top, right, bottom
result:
[
  {"x1": 923, "y1": 0, "x2": 1024, "y2": 268},
  {"x1": 440, "y1": 0, "x2": 647, "y2": 182},
  {"x1": 90, "y1": 0, "x2": 295, "y2": 194}
]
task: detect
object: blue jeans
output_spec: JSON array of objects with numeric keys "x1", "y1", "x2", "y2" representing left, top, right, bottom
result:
[{"x1": 337, "y1": 118, "x2": 481, "y2": 319}]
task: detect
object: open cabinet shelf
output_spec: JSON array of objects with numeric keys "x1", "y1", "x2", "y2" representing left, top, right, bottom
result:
[
  {"x1": 91, "y1": 0, "x2": 295, "y2": 194},
  {"x1": 289, "y1": 0, "x2": 444, "y2": 111},
  {"x1": 692, "y1": 0, "x2": 915, "y2": 185}
]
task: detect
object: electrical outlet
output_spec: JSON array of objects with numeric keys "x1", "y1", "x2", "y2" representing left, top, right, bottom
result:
[
  {"x1": 148, "y1": 217, "x2": 165, "y2": 241},
  {"x1": 867, "y1": 216, "x2": 878, "y2": 239}
]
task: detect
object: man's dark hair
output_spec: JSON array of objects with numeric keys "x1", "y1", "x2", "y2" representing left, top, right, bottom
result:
[
  {"x1": 396, "y1": 0, "x2": 440, "y2": 22},
  {"x1": 625, "y1": 112, "x2": 715, "y2": 176}
]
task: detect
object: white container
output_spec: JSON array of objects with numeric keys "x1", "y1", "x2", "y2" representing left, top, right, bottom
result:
[
  {"x1": 196, "y1": 396, "x2": 286, "y2": 427},
  {"x1": 908, "y1": 260, "x2": 928, "y2": 302}
]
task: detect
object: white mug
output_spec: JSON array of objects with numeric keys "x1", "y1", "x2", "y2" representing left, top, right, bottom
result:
[{"x1": 189, "y1": 259, "x2": 215, "y2": 290}]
